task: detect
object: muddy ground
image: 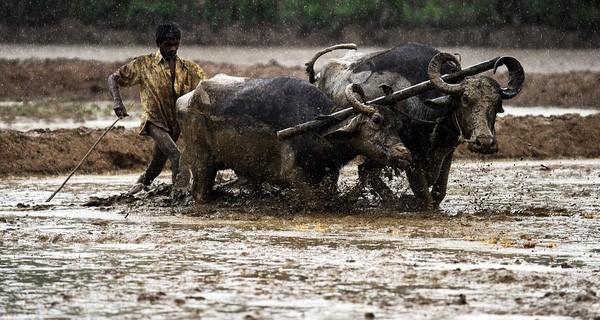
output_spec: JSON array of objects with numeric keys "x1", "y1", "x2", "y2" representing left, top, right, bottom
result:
[
  {"x1": 1, "y1": 53, "x2": 600, "y2": 319},
  {"x1": 1, "y1": 160, "x2": 599, "y2": 319},
  {"x1": 0, "y1": 58, "x2": 599, "y2": 177}
]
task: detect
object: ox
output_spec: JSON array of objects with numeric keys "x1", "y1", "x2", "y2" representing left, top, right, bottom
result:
[
  {"x1": 176, "y1": 75, "x2": 411, "y2": 204},
  {"x1": 306, "y1": 43, "x2": 524, "y2": 210}
]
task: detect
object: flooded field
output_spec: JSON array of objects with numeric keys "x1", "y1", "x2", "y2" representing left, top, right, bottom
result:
[
  {"x1": 2, "y1": 105, "x2": 597, "y2": 131},
  {"x1": 1, "y1": 42, "x2": 599, "y2": 319},
  {"x1": 1, "y1": 159, "x2": 599, "y2": 319}
]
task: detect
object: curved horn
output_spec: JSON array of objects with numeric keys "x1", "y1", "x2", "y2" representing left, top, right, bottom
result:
[
  {"x1": 305, "y1": 43, "x2": 358, "y2": 83},
  {"x1": 345, "y1": 83, "x2": 376, "y2": 116},
  {"x1": 493, "y1": 56, "x2": 525, "y2": 100},
  {"x1": 428, "y1": 52, "x2": 464, "y2": 95}
]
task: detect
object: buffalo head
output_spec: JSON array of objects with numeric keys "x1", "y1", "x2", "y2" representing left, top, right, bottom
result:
[
  {"x1": 426, "y1": 53, "x2": 524, "y2": 154},
  {"x1": 323, "y1": 83, "x2": 412, "y2": 170}
]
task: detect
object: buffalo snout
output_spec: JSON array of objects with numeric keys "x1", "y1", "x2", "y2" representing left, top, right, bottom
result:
[
  {"x1": 390, "y1": 143, "x2": 412, "y2": 169},
  {"x1": 468, "y1": 135, "x2": 498, "y2": 154}
]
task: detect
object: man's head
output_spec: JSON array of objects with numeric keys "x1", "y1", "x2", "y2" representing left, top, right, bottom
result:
[{"x1": 156, "y1": 22, "x2": 181, "y2": 61}]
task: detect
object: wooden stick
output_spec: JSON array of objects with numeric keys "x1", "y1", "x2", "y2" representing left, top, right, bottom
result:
[{"x1": 46, "y1": 117, "x2": 121, "y2": 202}]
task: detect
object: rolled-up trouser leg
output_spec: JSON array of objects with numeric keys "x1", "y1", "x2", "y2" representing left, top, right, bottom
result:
[{"x1": 137, "y1": 122, "x2": 181, "y2": 185}]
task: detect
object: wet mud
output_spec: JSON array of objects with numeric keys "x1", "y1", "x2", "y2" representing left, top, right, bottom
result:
[
  {"x1": 1, "y1": 160, "x2": 599, "y2": 319},
  {"x1": 3, "y1": 113, "x2": 600, "y2": 177},
  {"x1": 1, "y1": 47, "x2": 599, "y2": 319}
]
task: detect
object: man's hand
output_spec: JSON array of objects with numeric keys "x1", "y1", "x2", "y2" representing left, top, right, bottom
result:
[
  {"x1": 108, "y1": 74, "x2": 128, "y2": 118},
  {"x1": 113, "y1": 102, "x2": 129, "y2": 118}
]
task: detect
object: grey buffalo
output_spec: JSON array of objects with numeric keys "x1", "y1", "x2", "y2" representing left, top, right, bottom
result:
[
  {"x1": 306, "y1": 43, "x2": 524, "y2": 209},
  {"x1": 176, "y1": 75, "x2": 411, "y2": 204}
]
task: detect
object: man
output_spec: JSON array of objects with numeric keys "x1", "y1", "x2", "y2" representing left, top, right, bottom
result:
[{"x1": 108, "y1": 22, "x2": 206, "y2": 196}]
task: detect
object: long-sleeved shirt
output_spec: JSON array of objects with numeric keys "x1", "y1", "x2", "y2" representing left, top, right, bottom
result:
[{"x1": 111, "y1": 50, "x2": 206, "y2": 135}]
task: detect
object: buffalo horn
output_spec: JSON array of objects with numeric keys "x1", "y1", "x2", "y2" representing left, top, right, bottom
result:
[
  {"x1": 425, "y1": 95, "x2": 453, "y2": 109},
  {"x1": 428, "y1": 52, "x2": 464, "y2": 95},
  {"x1": 305, "y1": 43, "x2": 358, "y2": 83},
  {"x1": 493, "y1": 56, "x2": 525, "y2": 100},
  {"x1": 345, "y1": 83, "x2": 377, "y2": 115}
]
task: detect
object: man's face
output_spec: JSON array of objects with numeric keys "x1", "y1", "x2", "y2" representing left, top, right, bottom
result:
[{"x1": 157, "y1": 38, "x2": 179, "y2": 61}]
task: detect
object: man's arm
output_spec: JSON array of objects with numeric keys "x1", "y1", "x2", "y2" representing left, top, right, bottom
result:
[{"x1": 107, "y1": 74, "x2": 129, "y2": 118}]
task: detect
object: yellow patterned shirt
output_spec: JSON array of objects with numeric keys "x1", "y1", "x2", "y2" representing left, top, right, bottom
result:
[{"x1": 112, "y1": 50, "x2": 206, "y2": 135}]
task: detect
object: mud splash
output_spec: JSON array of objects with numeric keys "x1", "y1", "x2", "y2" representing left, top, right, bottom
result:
[{"x1": 1, "y1": 160, "x2": 599, "y2": 319}]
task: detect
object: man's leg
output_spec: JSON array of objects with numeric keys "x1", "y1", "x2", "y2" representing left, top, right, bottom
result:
[
  {"x1": 136, "y1": 144, "x2": 169, "y2": 184},
  {"x1": 146, "y1": 122, "x2": 181, "y2": 184},
  {"x1": 130, "y1": 123, "x2": 180, "y2": 194}
]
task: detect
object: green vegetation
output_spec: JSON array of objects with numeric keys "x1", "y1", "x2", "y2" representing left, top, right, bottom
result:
[{"x1": 1, "y1": 0, "x2": 598, "y2": 34}]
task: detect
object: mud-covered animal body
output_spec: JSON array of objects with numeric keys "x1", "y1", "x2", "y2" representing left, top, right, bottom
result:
[
  {"x1": 307, "y1": 43, "x2": 524, "y2": 209},
  {"x1": 177, "y1": 75, "x2": 410, "y2": 203}
]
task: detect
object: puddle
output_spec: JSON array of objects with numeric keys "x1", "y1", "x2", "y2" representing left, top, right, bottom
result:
[
  {"x1": 1, "y1": 160, "x2": 599, "y2": 319},
  {"x1": 1, "y1": 103, "x2": 597, "y2": 131},
  {"x1": 501, "y1": 106, "x2": 599, "y2": 117}
]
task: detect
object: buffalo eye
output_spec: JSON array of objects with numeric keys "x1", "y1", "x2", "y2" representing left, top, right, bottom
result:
[
  {"x1": 371, "y1": 114, "x2": 386, "y2": 126},
  {"x1": 461, "y1": 95, "x2": 470, "y2": 105}
]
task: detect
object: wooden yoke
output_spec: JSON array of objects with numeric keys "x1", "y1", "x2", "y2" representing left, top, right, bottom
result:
[{"x1": 277, "y1": 56, "x2": 503, "y2": 140}]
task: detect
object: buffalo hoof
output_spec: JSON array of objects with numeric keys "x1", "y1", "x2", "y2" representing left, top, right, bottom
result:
[
  {"x1": 171, "y1": 187, "x2": 188, "y2": 202},
  {"x1": 127, "y1": 183, "x2": 148, "y2": 196}
]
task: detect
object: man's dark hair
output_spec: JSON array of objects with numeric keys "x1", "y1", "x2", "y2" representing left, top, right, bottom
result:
[{"x1": 155, "y1": 22, "x2": 181, "y2": 43}]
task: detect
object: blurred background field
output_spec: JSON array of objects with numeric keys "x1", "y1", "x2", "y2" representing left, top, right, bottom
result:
[{"x1": 1, "y1": 0, "x2": 599, "y2": 48}]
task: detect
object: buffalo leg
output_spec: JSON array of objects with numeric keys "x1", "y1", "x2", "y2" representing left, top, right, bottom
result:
[
  {"x1": 348, "y1": 160, "x2": 397, "y2": 203},
  {"x1": 367, "y1": 174, "x2": 397, "y2": 203},
  {"x1": 431, "y1": 156, "x2": 452, "y2": 208},
  {"x1": 191, "y1": 156, "x2": 219, "y2": 203},
  {"x1": 405, "y1": 164, "x2": 434, "y2": 210},
  {"x1": 174, "y1": 149, "x2": 192, "y2": 190},
  {"x1": 361, "y1": 159, "x2": 397, "y2": 202},
  {"x1": 317, "y1": 169, "x2": 341, "y2": 199}
]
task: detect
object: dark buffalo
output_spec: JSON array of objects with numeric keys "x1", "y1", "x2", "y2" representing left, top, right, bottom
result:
[
  {"x1": 176, "y1": 75, "x2": 411, "y2": 204},
  {"x1": 306, "y1": 43, "x2": 524, "y2": 209}
]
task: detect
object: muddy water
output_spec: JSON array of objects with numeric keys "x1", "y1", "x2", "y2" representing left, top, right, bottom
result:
[
  {"x1": 1, "y1": 160, "x2": 599, "y2": 319},
  {"x1": 2, "y1": 106, "x2": 598, "y2": 131}
]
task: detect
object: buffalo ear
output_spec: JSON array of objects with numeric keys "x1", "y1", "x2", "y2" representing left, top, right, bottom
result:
[
  {"x1": 378, "y1": 84, "x2": 394, "y2": 96},
  {"x1": 323, "y1": 116, "x2": 361, "y2": 141},
  {"x1": 425, "y1": 95, "x2": 453, "y2": 110}
]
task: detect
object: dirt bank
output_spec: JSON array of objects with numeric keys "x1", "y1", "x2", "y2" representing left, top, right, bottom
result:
[
  {"x1": 1, "y1": 113, "x2": 599, "y2": 177},
  {"x1": 1, "y1": 59, "x2": 599, "y2": 177},
  {"x1": 1, "y1": 59, "x2": 599, "y2": 107}
]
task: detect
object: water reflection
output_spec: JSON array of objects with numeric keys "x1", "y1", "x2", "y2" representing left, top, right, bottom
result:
[
  {"x1": 1, "y1": 105, "x2": 596, "y2": 131},
  {"x1": 1, "y1": 160, "x2": 599, "y2": 319}
]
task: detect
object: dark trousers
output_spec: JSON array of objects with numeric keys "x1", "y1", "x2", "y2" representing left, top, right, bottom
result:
[{"x1": 137, "y1": 122, "x2": 181, "y2": 186}]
